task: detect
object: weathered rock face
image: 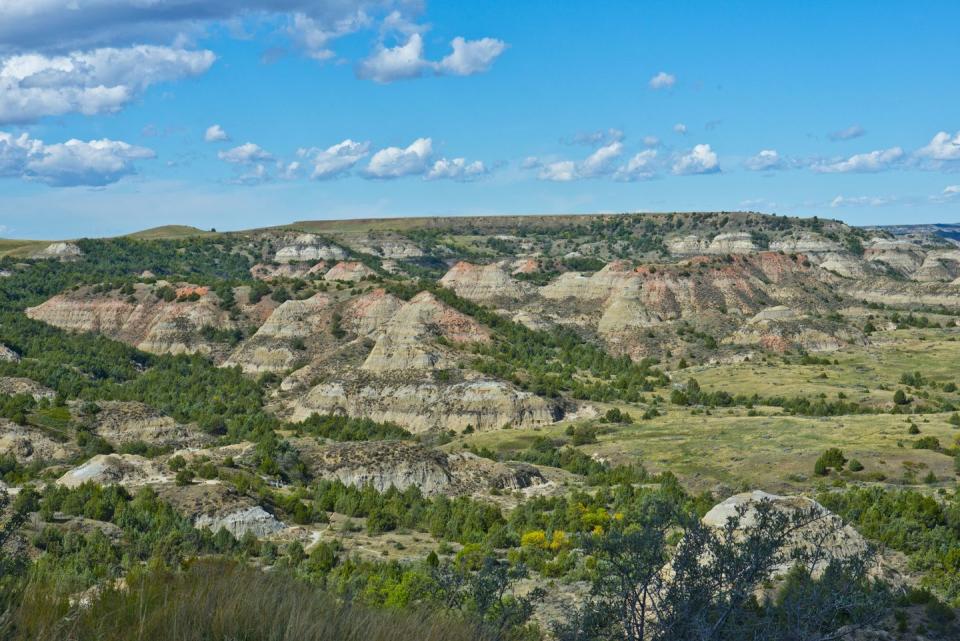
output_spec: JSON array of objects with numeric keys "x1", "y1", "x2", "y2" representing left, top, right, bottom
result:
[
  {"x1": 250, "y1": 261, "x2": 327, "y2": 281},
  {"x1": 153, "y1": 482, "x2": 285, "y2": 538},
  {"x1": 225, "y1": 293, "x2": 331, "y2": 373},
  {"x1": 439, "y1": 261, "x2": 533, "y2": 303},
  {"x1": 361, "y1": 291, "x2": 490, "y2": 373},
  {"x1": 864, "y1": 239, "x2": 926, "y2": 276},
  {"x1": 912, "y1": 250, "x2": 960, "y2": 282},
  {"x1": 667, "y1": 233, "x2": 758, "y2": 256},
  {"x1": 345, "y1": 235, "x2": 424, "y2": 259},
  {"x1": 26, "y1": 283, "x2": 239, "y2": 358},
  {"x1": 195, "y1": 506, "x2": 285, "y2": 538},
  {"x1": 341, "y1": 288, "x2": 404, "y2": 337},
  {"x1": 541, "y1": 260, "x2": 637, "y2": 301},
  {"x1": 725, "y1": 319, "x2": 860, "y2": 353},
  {"x1": 57, "y1": 454, "x2": 169, "y2": 488},
  {"x1": 273, "y1": 234, "x2": 348, "y2": 263},
  {"x1": 843, "y1": 279, "x2": 960, "y2": 309},
  {"x1": 31, "y1": 241, "x2": 82, "y2": 260},
  {"x1": 702, "y1": 491, "x2": 871, "y2": 577},
  {"x1": 0, "y1": 419, "x2": 79, "y2": 463},
  {"x1": 324, "y1": 261, "x2": 377, "y2": 282},
  {"x1": 0, "y1": 377, "x2": 55, "y2": 401},
  {"x1": 748, "y1": 305, "x2": 800, "y2": 323},
  {"x1": 0, "y1": 344, "x2": 19, "y2": 362},
  {"x1": 292, "y1": 439, "x2": 545, "y2": 496},
  {"x1": 769, "y1": 233, "x2": 842, "y2": 254},
  {"x1": 291, "y1": 379, "x2": 561, "y2": 433},
  {"x1": 76, "y1": 401, "x2": 210, "y2": 449}
]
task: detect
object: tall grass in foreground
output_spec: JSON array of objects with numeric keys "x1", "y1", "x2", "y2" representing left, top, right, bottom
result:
[{"x1": 8, "y1": 559, "x2": 490, "y2": 641}]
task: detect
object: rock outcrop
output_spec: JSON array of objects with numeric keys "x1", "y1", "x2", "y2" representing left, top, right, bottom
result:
[
  {"x1": 360, "y1": 291, "x2": 490, "y2": 373},
  {"x1": 153, "y1": 482, "x2": 285, "y2": 538},
  {"x1": 76, "y1": 401, "x2": 210, "y2": 449},
  {"x1": 225, "y1": 293, "x2": 331, "y2": 373},
  {"x1": 0, "y1": 419, "x2": 79, "y2": 463},
  {"x1": 0, "y1": 344, "x2": 19, "y2": 362},
  {"x1": 291, "y1": 379, "x2": 561, "y2": 433},
  {"x1": 250, "y1": 262, "x2": 327, "y2": 281},
  {"x1": 30, "y1": 241, "x2": 82, "y2": 260},
  {"x1": 439, "y1": 261, "x2": 533, "y2": 303},
  {"x1": 273, "y1": 234, "x2": 347, "y2": 263},
  {"x1": 341, "y1": 288, "x2": 404, "y2": 337},
  {"x1": 0, "y1": 377, "x2": 55, "y2": 401},
  {"x1": 57, "y1": 454, "x2": 169, "y2": 488},
  {"x1": 292, "y1": 439, "x2": 545, "y2": 496},
  {"x1": 324, "y1": 261, "x2": 377, "y2": 282},
  {"x1": 26, "y1": 283, "x2": 240, "y2": 359},
  {"x1": 702, "y1": 491, "x2": 870, "y2": 576}
]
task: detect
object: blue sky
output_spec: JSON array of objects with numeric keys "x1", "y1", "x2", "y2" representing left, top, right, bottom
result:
[{"x1": 1, "y1": 1, "x2": 958, "y2": 239}]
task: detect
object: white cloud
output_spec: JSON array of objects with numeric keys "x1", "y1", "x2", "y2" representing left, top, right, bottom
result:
[
  {"x1": 672, "y1": 144, "x2": 719, "y2": 175},
  {"x1": 358, "y1": 33, "x2": 508, "y2": 83},
  {"x1": 357, "y1": 33, "x2": 430, "y2": 83},
  {"x1": 944, "y1": 185, "x2": 960, "y2": 195},
  {"x1": 218, "y1": 143, "x2": 273, "y2": 164},
  {"x1": 437, "y1": 36, "x2": 507, "y2": 76},
  {"x1": 828, "y1": 125, "x2": 866, "y2": 141},
  {"x1": 299, "y1": 139, "x2": 370, "y2": 179},
  {"x1": 0, "y1": 45, "x2": 215, "y2": 124},
  {"x1": 535, "y1": 141, "x2": 624, "y2": 181},
  {"x1": 648, "y1": 71, "x2": 676, "y2": 89},
  {"x1": 289, "y1": 10, "x2": 373, "y2": 61},
  {"x1": 830, "y1": 195, "x2": 894, "y2": 207},
  {"x1": 916, "y1": 131, "x2": 960, "y2": 162},
  {"x1": 0, "y1": 130, "x2": 155, "y2": 187},
  {"x1": 366, "y1": 137, "x2": 432, "y2": 178},
  {"x1": 932, "y1": 185, "x2": 960, "y2": 203},
  {"x1": 812, "y1": 147, "x2": 903, "y2": 173},
  {"x1": 0, "y1": 1, "x2": 390, "y2": 54},
  {"x1": 643, "y1": 135, "x2": 660, "y2": 147},
  {"x1": 204, "y1": 124, "x2": 229, "y2": 143},
  {"x1": 426, "y1": 157, "x2": 488, "y2": 181},
  {"x1": 579, "y1": 142, "x2": 623, "y2": 177},
  {"x1": 538, "y1": 160, "x2": 577, "y2": 182},
  {"x1": 673, "y1": 123, "x2": 687, "y2": 135},
  {"x1": 230, "y1": 163, "x2": 270, "y2": 186},
  {"x1": 614, "y1": 150, "x2": 658, "y2": 181},
  {"x1": 744, "y1": 149, "x2": 788, "y2": 171}
]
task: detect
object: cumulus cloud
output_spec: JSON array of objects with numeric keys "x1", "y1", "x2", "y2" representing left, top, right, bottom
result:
[
  {"x1": 299, "y1": 139, "x2": 370, "y2": 179},
  {"x1": 357, "y1": 33, "x2": 507, "y2": 83},
  {"x1": 614, "y1": 150, "x2": 658, "y2": 181},
  {"x1": 828, "y1": 124, "x2": 866, "y2": 141},
  {"x1": 648, "y1": 71, "x2": 676, "y2": 89},
  {"x1": 538, "y1": 160, "x2": 577, "y2": 182},
  {"x1": 0, "y1": 45, "x2": 215, "y2": 124},
  {"x1": 0, "y1": 131, "x2": 155, "y2": 186},
  {"x1": 812, "y1": 147, "x2": 904, "y2": 173},
  {"x1": 437, "y1": 36, "x2": 507, "y2": 75},
  {"x1": 218, "y1": 143, "x2": 273, "y2": 164},
  {"x1": 931, "y1": 185, "x2": 960, "y2": 203},
  {"x1": 643, "y1": 135, "x2": 660, "y2": 147},
  {"x1": 536, "y1": 141, "x2": 624, "y2": 181},
  {"x1": 916, "y1": 130, "x2": 960, "y2": 162},
  {"x1": 366, "y1": 137, "x2": 432, "y2": 178},
  {"x1": 357, "y1": 33, "x2": 430, "y2": 83},
  {"x1": 426, "y1": 157, "x2": 488, "y2": 181},
  {"x1": 744, "y1": 149, "x2": 791, "y2": 171},
  {"x1": 0, "y1": 1, "x2": 388, "y2": 55},
  {"x1": 673, "y1": 123, "x2": 687, "y2": 135},
  {"x1": 204, "y1": 124, "x2": 230, "y2": 142},
  {"x1": 672, "y1": 144, "x2": 719, "y2": 175}
]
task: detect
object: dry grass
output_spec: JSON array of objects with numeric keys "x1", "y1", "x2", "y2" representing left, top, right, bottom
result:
[{"x1": 10, "y1": 559, "x2": 487, "y2": 641}]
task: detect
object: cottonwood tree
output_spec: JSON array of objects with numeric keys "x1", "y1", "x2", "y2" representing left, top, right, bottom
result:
[{"x1": 555, "y1": 496, "x2": 891, "y2": 641}]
